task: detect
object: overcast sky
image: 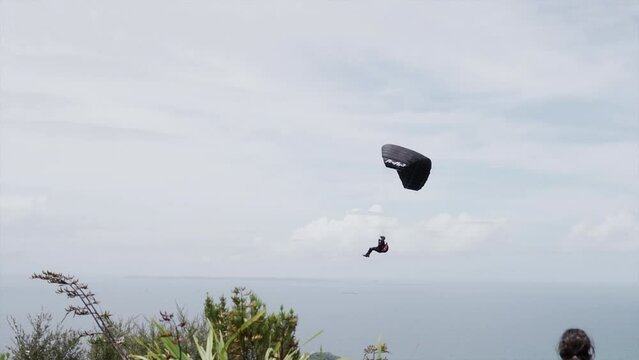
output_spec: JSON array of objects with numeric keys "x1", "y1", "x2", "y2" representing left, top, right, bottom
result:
[{"x1": 1, "y1": 0, "x2": 637, "y2": 282}]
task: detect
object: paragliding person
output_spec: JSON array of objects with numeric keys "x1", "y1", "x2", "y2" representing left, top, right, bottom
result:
[{"x1": 363, "y1": 236, "x2": 389, "y2": 257}]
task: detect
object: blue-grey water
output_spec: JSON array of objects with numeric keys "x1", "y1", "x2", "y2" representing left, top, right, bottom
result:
[{"x1": 1, "y1": 275, "x2": 637, "y2": 360}]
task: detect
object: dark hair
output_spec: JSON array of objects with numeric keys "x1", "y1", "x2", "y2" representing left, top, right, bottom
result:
[{"x1": 557, "y1": 328, "x2": 594, "y2": 360}]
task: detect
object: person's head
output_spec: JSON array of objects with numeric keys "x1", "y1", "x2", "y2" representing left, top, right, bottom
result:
[
  {"x1": 557, "y1": 328, "x2": 594, "y2": 360},
  {"x1": 380, "y1": 236, "x2": 385, "y2": 241}
]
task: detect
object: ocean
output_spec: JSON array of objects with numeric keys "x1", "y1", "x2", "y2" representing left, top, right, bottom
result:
[{"x1": 1, "y1": 275, "x2": 637, "y2": 360}]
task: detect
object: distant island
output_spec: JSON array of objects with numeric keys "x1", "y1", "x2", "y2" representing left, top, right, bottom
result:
[{"x1": 309, "y1": 352, "x2": 341, "y2": 360}]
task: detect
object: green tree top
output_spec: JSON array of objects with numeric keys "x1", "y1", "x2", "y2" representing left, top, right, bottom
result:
[{"x1": 204, "y1": 287, "x2": 299, "y2": 360}]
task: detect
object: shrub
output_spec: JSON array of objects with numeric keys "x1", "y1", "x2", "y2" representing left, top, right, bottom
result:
[
  {"x1": 132, "y1": 316, "x2": 311, "y2": 360},
  {"x1": 204, "y1": 287, "x2": 299, "y2": 360},
  {"x1": 7, "y1": 313, "x2": 85, "y2": 360}
]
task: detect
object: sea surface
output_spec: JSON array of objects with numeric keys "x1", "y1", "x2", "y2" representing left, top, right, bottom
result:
[{"x1": 1, "y1": 275, "x2": 637, "y2": 360}]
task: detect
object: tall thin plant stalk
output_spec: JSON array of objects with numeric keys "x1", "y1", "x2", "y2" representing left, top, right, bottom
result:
[{"x1": 32, "y1": 270, "x2": 129, "y2": 360}]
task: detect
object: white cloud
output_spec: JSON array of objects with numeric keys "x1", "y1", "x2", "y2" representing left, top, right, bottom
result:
[
  {"x1": 394, "y1": 213, "x2": 507, "y2": 254},
  {"x1": 287, "y1": 210, "x2": 506, "y2": 258},
  {"x1": 567, "y1": 210, "x2": 639, "y2": 251},
  {"x1": 367, "y1": 204, "x2": 384, "y2": 213}
]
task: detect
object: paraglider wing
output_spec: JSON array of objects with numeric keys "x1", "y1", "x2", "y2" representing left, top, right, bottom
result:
[{"x1": 381, "y1": 144, "x2": 431, "y2": 191}]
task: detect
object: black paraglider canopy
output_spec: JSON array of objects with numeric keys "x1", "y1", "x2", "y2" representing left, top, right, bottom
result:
[{"x1": 381, "y1": 144, "x2": 431, "y2": 191}]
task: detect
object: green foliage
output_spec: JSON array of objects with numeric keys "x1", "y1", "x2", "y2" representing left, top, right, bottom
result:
[
  {"x1": 204, "y1": 287, "x2": 299, "y2": 360},
  {"x1": 15, "y1": 278, "x2": 357, "y2": 360},
  {"x1": 132, "y1": 311, "x2": 264, "y2": 360},
  {"x1": 87, "y1": 309, "x2": 209, "y2": 360},
  {"x1": 32, "y1": 271, "x2": 128, "y2": 360},
  {"x1": 87, "y1": 318, "x2": 153, "y2": 360},
  {"x1": 132, "y1": 316, "x2": 309, "y2": 360},
  {"x1": 7, "y1": 313, "x2": 85, "y2": 360},
  {"x1": 133, "y1": 321, "x2": 194, "y2": 360},
  {"x1": 0, "y1": 352, "x2": 10, "y2": 360}
]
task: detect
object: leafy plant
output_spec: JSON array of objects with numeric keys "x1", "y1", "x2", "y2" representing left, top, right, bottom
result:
[
  {"x1": 26, "y1": 270, "x2": 356, "y2": 360},
  {"x1": 131, "y1": 314, "x2": 330, "y2": 360},
  {"x1": 204, "y1": 287, "x2": 299, "y2": 360},
  {"x1": 7, "y1": 312, "x2": 85, "y2": 360},
  {"x1": 133, "y1": 311, "x2": 265, "y2": 360},
  {"x1": 362, "y1": 338, "x2": 388, "y2": 360},
  {"x1": 32, "y1": 270, "x2": 128, "y2": 360},
  {"x1": 87, "y1": 317, "x2": 163, "y2": 360}
]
